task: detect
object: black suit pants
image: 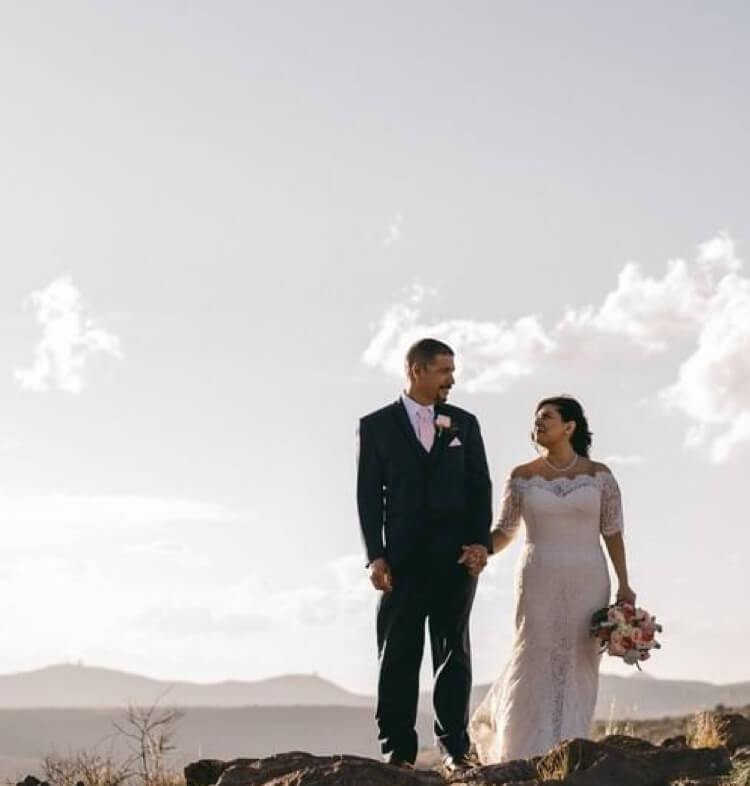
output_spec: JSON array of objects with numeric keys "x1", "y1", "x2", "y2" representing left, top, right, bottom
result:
[{"x1": 375, "y1": 561, "x2": 477, "y2": 763}]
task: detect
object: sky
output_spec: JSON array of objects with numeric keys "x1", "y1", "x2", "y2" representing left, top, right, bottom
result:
[{"x1": 1, "y1": 1, "x2": 749, "y2": 696}]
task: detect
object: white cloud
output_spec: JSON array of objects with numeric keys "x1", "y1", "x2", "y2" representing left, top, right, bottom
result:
[
  {"x1": 131, "y1": 606, "x2": 274, "y2": 636},
  {"x1": 564, "y1": 233, "x2": 741, "y2": 352},
  {"x1": 120, "y1": 539, "x2": 213, "y2": 567},
  {"x1": 710, "y1": 413, "x2": 750, "y2": 463},
  {"x1": 363, "y1": 284, "x2": 556, "y2": 393},
  {"x1": 14, "y1": 275, "x2": 121, "y2": 393},
  {"x1": 0, "y1": 490, "x2": 336, "y2": 654},
  {"x1": 383, "y1": 213, "x2": 403, "y2": 248},
  {"x1": 658, "y1": 260, "x2": 750, "y2": 463},
  {"x1": 570, "y1": 259, "x2": 705, "y2": 351},
  {"x1": 362, "y1": 284, "x2": 433, "y2": 375},
  {"x1": 258, "y1": 553, "x2": 372, "y2": 630},
  {"x1": 121, "y1": 552, "x2": 373, "y2": 641},
  {"x1": 0, "y1": 493, "x2": 241, "y2": 549},
  {"x1": 362, "y1": 233, "x2": 750, "y2": 462},
  {"x1": 0, "y1": 485, "x2": 371, "y2": 645}
]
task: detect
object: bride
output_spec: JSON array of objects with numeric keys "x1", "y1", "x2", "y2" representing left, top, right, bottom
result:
[{"x1": 469, "y1": 395, "x2": 636, "y2": 763}]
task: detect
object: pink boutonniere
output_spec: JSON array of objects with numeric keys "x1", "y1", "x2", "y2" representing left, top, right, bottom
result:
[{"x1": 435, "y1": 414, "x2": 452, "y2": 435}]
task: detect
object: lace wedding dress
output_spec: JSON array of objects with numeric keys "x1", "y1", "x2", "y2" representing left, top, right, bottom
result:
[{"x1": 469, "y1": 471, "x2": 624, "y2": 763}]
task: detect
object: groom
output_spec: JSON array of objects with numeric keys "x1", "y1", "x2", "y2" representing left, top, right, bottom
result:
[{"x1": 356, "y1": 338, "x2": 492, "y2": 775}]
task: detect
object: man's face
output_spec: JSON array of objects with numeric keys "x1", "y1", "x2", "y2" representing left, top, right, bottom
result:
[{"x1": 412, "y1": 353, "x2": 455, "y2": 403}]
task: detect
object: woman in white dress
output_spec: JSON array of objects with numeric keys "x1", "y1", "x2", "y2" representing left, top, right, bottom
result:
[{"x1": 469, "y1": 396, "x2": 636, "y2": 763}]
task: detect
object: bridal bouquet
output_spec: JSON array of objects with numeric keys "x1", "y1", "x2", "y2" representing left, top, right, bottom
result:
[{"x1": 590, "y1": 602, "x2": 662, "y2": 668}]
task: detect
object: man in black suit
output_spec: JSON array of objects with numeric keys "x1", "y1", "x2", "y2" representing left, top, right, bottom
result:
[{"x1": 356, "y1": 337, "x2": 492, "y2": 775}]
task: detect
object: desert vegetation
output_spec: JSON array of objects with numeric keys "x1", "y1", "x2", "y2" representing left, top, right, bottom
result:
[
  {"x1": 13, "y1": 700, "x2": 185, "y2": 786},
  {"x1": 10, "y1": 702, "x2": 750, "y2": 785}
]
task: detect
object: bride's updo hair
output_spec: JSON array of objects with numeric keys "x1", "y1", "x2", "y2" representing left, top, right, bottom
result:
[{"x1": 535, "y1": 395, "x2": 593, "y2": 458}]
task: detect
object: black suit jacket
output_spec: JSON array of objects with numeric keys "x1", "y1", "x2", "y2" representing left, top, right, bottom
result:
[{"x1": 356, "y1": 399, "x2": 493, "y2": 573}]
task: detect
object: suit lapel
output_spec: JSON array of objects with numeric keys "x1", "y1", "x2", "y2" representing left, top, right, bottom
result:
[
  {"x1": 392, "y1": 400, "x2": 429, "y2": 464},
  {"x1": 429, "y1": 403, "x2": 450, "y2": 465}
]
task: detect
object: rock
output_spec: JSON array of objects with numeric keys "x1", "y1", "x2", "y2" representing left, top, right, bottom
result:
[
  {"x1": 535, "y1": 737, "x2": 731, "y2": 786},
  {"x1": 185, "y1": 758, "x2": 238, "y2": 786},
  {"x1": 596, "y1": 734, "x2": 657, "y2": 752},
  {"x1": 184, "y1": 738, "x2": 733, "y2": 786},
  {"x1": 563, "y1": 753, "x2": 646, "y2": 786},
  {"x1": 715, "y1": 712, "x2": 750, "y2": 752},
  {"x1": 208, "y1": 752, "x2": 444, "y2": 786},
  {"x1": 15, "y1": 778, "x2": 48, "y2": 786},
  {"x1": 536, "y1": 739, "x2": 643, "y2": 785},
  {"x1": 624, "y1": 743, "x2": 731, "y2": 784},
  {"x1": 501, "y1": 778, "x2": 549, "y2": 786},
  {"x1": 458, "y1": 759, "x2": 536, "y2": 784},
  {"x1": 662, "y1": 734, "x2": 688, "y2": 748}
]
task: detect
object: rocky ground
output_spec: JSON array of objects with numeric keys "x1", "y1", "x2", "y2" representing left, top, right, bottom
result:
[
  {"x1": 181, "y1": 709, "x2": 750, "y2": 786},
  {"x1": 590, "y1": 704, "x2": 750, "y2": 745}
]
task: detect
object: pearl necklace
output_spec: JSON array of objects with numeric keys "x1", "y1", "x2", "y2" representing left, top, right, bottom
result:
[{"x1": 542, "y1": 453, "x2": 579, "y2": 472}]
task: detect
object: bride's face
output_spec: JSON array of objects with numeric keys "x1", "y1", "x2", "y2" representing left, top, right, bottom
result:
[{"x1": 533, "y1": 405, "x2": 573, "y2": 448}]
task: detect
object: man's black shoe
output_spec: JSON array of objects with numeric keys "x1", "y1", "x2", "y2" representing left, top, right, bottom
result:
[{"x1": 442, "y1": 751, "x2": 480, "y2": 777}]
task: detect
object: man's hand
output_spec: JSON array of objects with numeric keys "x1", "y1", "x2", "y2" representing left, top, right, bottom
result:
[
  {"x1": 458, "y1": 544, "x2": 488, "y2": 578},
  {"x1": 368, "y1": 557, "x2": 393, "y2": 592}
]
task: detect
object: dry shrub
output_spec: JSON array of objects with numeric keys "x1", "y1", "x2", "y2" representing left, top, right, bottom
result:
[
  {"x1": 604, "y1": 717, "x2": 636, "y2": 737},
  {"x1": 134, "y1": 776, "x2": 183, "y2": 786},
  {"x1": 600, "y1": 698, "x2": 635, "y2": 738},
  {"x1": 113, "y1": 702, "x2": 184, "y2": 786},
  {"x1": 687, "y1": 711, "x2": 726, "y2": 749},
  {"x1": 39, "y1": 697, "x2": 185, "y2": 786},
  {"x1": 43, "y1": 751, "x2": 131, "y2": 786},
  {"x1": 537, "y1": 746, "x2": 572, "y2": 781}
]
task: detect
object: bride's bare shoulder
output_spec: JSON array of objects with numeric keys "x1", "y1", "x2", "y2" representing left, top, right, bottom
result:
[
  {"x1": 510, "y1": 460, "x2": 541, "y2": 480},
  {"x1": 589, "y1": 460, "x2": 613, "y2": 475}
]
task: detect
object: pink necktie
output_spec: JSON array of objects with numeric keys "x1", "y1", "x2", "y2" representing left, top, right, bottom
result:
[{"x1": 417, "y1": 408, "x2": 435, "y2": 452}]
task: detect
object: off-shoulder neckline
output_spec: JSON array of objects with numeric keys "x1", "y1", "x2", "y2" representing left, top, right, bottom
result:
[{"x1": 510, "y1": 470, "x2": 612, "y2": 484}]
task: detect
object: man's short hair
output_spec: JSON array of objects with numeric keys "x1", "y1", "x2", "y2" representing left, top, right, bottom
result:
[{"x1": 405, "y1": 338, "x2": 454, "y2": 371}]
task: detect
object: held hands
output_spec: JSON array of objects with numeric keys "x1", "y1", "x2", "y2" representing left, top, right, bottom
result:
[
  {"x1": 368, "y1": 557, "x2": 393, "y2": 593},
  {"x1": 369, "y1": 547, "x2": 488, "y2": 590},
  {"x1": 458, "y1": 544, "x2": 488, "y2": 578}
]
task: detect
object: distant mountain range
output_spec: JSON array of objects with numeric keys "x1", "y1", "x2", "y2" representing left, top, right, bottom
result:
[
  {"x1": 1, "y1": 664, "x2": 749, "y2": 782},
  {"x1": 0, "y1": 664, "x2": 371, "y2": 709},
  {"x1": 2, "y1": 663, "x2": 750, "y2": 719}
]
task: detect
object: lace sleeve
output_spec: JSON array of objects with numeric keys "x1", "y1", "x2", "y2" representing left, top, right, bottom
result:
[
  {"x1": 492, "y1": 476, "x2": 522, "y2": 537},
  {"x1": 600, "y1": 472, "x2": 624, "y2": 536}
]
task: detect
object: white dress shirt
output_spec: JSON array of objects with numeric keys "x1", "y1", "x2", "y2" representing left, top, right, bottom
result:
[{"x1": 400, "y1": 392, "x2": 434, "y2": 438}]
